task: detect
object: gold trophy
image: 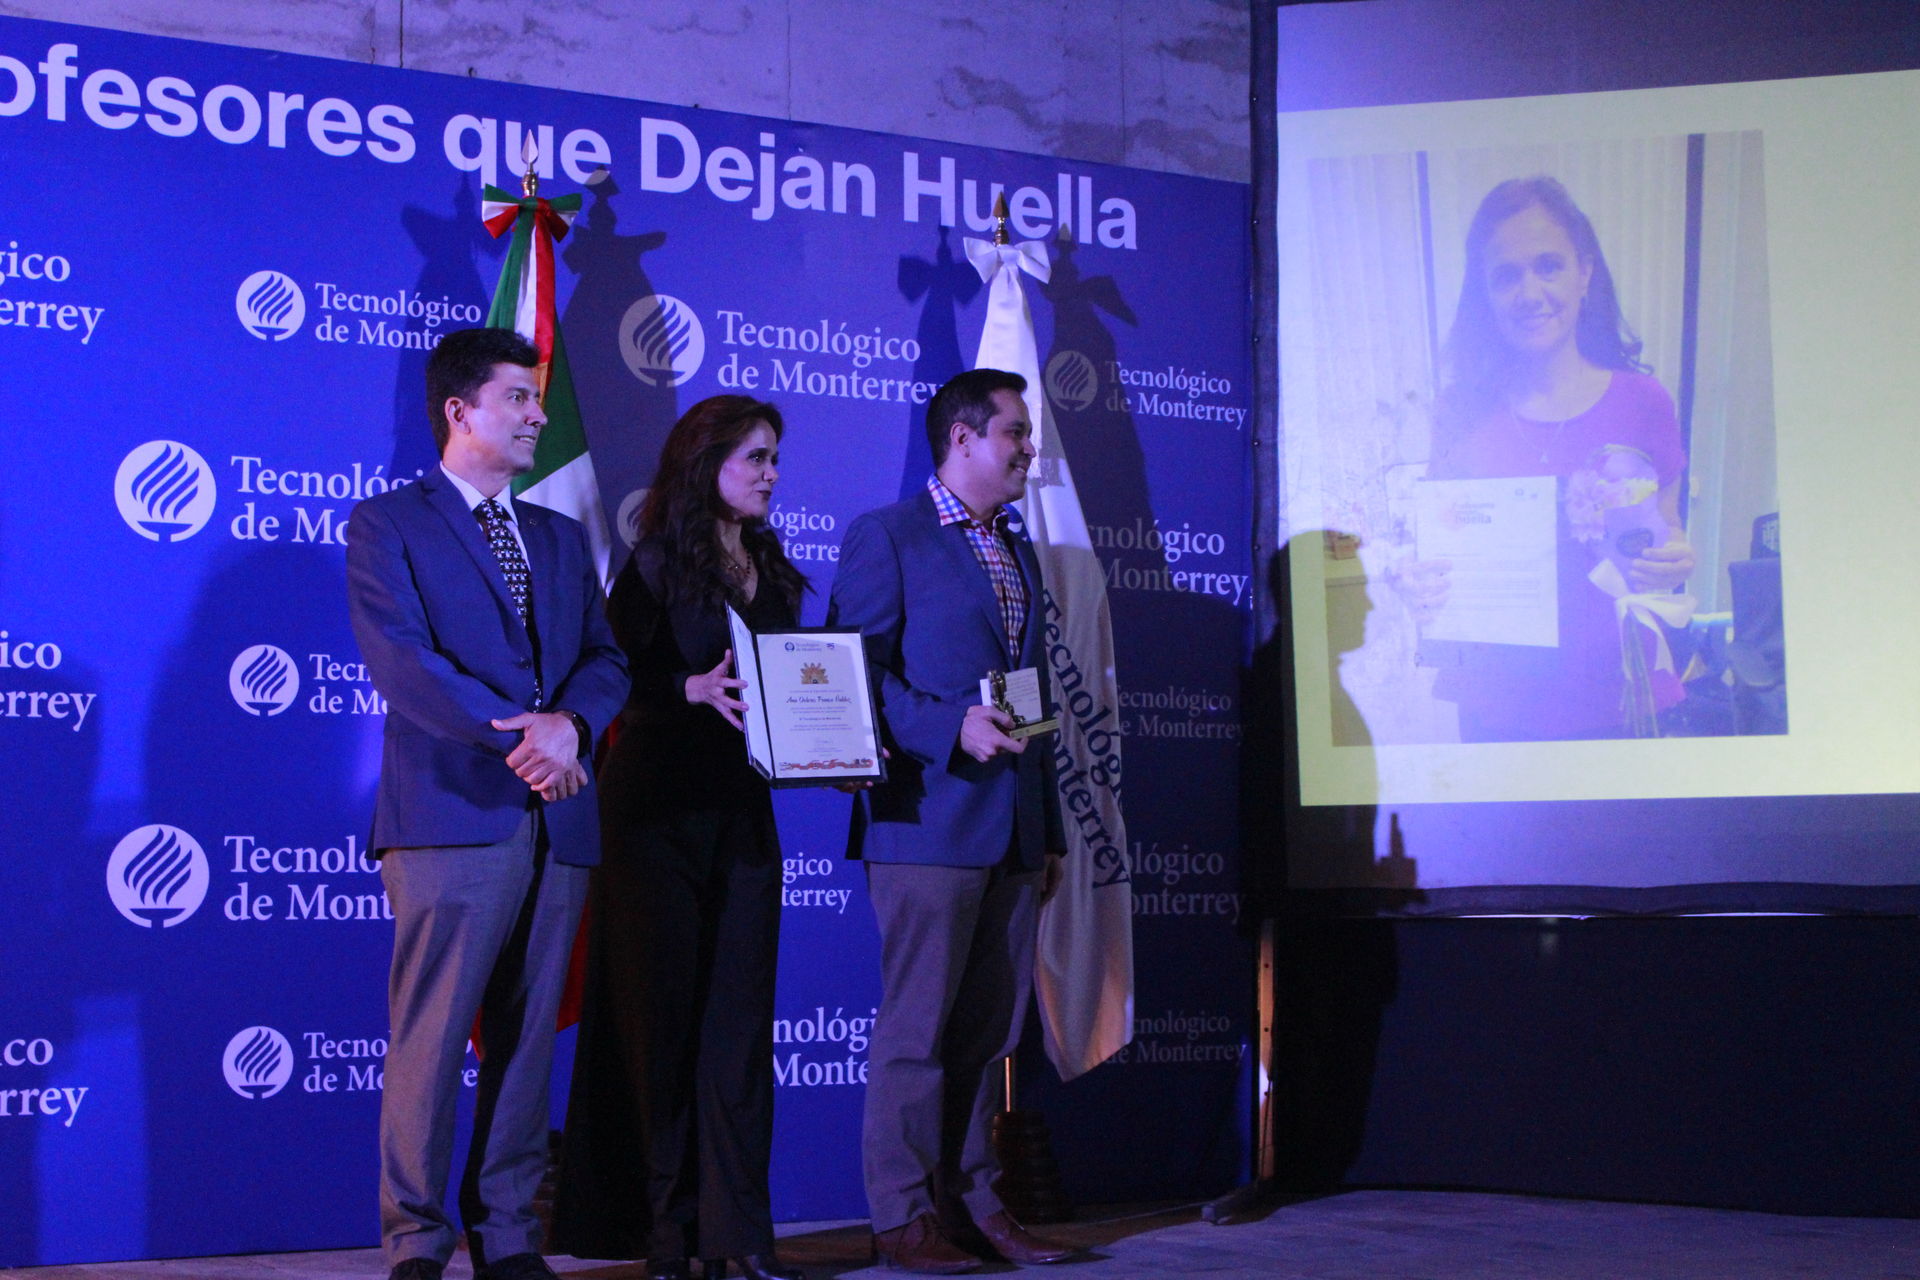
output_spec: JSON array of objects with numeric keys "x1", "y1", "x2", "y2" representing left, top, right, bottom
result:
[{"x1": 987, "y1": 668, "x2": 1059, "y2": 741}]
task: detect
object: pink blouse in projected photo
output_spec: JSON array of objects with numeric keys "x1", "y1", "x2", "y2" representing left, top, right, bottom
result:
[{"x1": 1424, "y1": 370, "x2": 1688, "y2": 742}]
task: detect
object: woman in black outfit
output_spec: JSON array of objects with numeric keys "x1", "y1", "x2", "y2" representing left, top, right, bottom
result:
[{"x1": 553, "y1": 395, "x2": 806, "y2": 1280}]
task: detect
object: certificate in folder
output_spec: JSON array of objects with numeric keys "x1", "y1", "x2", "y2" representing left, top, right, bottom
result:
[{"x1": 726, "y1": 605, "x2": 886, "y2": 787}]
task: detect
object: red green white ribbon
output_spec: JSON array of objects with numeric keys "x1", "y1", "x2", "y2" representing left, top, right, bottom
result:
[{"x1": 481, "y1": 184, "x2": 611, "y2": 588}]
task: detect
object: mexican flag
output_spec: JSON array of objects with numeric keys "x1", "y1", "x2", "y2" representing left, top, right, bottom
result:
[
  {"x1": 482, "y1": 183, "x2": 613, "y2": 588},
  {"x1": 479, "y1": 182, "x2": 606, "y2": 1045}
]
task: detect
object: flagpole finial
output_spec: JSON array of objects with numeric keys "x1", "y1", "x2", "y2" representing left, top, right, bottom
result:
[
  {"x1": 993, "y1": 191, "x2": 1010, "y2": 246},
  {"x1": 520, "y1": 132, "x2": 540, "y2": 198}
]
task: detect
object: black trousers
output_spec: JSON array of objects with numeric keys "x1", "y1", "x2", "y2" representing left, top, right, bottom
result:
[{"x1": 553, "y1": 798, "x2": 782, "y2": 1260}]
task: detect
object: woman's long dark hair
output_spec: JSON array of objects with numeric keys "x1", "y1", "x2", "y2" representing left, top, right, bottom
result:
[
  {"x1": 637, "y1": 395, "x2": 808, "y2": 612},
  {"x1": 1443, "y1": 176, "x2": 1649, "y2": 416}
]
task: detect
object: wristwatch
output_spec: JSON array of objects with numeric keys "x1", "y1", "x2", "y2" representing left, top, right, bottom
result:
[{"x1": 560, "y1": 709, "x2": 592, "y2": 757}]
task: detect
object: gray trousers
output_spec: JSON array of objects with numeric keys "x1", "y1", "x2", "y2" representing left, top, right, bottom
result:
[
  {"x1": 861, "y1": 859, "x2": 1040, "y2": 1234},
  {"x1": 378, "y1": 811, "x2": 587, "y2": 1270}
]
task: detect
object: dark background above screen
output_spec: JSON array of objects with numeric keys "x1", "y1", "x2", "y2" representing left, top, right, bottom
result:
[{"x1": 1274, "y1": 0, "x2": 1920, "y2": 111}]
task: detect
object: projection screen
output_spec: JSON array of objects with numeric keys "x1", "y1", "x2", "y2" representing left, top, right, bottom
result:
[{"x1": 1262, "y1": 0, "x2": 1920, "y2": 911}]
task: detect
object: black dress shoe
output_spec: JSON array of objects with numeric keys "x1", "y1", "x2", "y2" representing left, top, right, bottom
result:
[
  {"x1": 478, "y1": 1253, "x2": 560, "y2": 1280},
  {"x1": 388, "y1": 1260, "x2": 444, "y2": 1280},
  {"x1": 703, "y1": 1255, "x2": 803, "y2": 1280},
  {"x1": 648, "y1": 1258, "x2": 692, "y2": 1280}
]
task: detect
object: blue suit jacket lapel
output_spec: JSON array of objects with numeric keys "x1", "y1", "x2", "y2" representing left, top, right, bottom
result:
[
  {"x1": 924, "y1": 492, "x2": 1016, "y2": 666},
  {"x1": 1009, "y1": 517, "x2": 1044, "y2": 667},
  {"x1": 519, "y1": 501, "x2": 559, "y2": 648},
  {"x1": 421, "y1": 471, "x2": 529, "y2": 651}
]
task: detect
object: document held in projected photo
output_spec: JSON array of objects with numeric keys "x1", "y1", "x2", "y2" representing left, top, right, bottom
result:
[{"x1": 1413, "y1": 476, "x2": 1558, "y2": 647}]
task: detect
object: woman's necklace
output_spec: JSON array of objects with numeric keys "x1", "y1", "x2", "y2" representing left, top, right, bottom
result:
[
  {"x1": 1510, "y1": 366, "x2": 1609, "y2": 465},
  {"x1": 720, "y1": 543, "x2": 756, "y2": 598},
  {"x1": 1511, "y1": 405, "x2": 1569, "y2": 465}
]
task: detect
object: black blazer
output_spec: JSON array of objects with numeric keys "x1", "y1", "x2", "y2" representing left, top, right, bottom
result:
[{"x1": 599, "y1": 534, "x2": 794, "y2": 818}]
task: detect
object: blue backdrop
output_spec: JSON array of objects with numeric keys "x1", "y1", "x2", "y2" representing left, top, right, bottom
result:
[{"x1": 0, "y1": 16, "x2": 1251, "y2": 1266}]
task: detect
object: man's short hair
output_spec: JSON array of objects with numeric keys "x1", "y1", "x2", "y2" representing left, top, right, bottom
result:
[
  {"x1": 925, "y1": 368, "x2": 1028, "y2": 467},
  {"x1": 425, "y1": 327, "x2": 541, "y2": 454}
]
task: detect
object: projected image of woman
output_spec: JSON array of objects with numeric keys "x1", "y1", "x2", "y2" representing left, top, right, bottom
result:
[{"x1": 1404, "y1": 176, "x2": 1695, "y2": 741}]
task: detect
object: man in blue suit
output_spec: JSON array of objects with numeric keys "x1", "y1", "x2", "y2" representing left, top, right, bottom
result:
[
  {"x1": 829, "y1": 369, "x2": 1075, "y2": 1274},
  {"x1": 346, "y1": 328, "x2": 627, "y2": 1280}
]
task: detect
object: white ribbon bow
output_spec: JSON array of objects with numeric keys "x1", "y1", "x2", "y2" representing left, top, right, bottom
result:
[
  {"x1": 963, "y1": 237, "x2": 1052, "y2": 286},
  {"x1": 961, "y1": 236, "x2": 1057, "y2": 486},
  {"x1": 1590, "y1": 557, "x2": 1696, "y2": 679}
]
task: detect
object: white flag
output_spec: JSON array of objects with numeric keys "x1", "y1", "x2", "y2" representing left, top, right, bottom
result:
[{"x1": 967, "y1": 235, "x2": 1134, "y2": 1080}]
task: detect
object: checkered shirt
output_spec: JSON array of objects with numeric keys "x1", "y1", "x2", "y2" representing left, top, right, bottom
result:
[{"x1": 928, "y1": 474, "x2": 1029, "y2": 653}]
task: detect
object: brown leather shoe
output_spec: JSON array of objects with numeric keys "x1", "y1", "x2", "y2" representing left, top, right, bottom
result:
[
  {"x1": 974, "y1": 1210, "x2": 1078, "y2": 1265},
  {"x1": 872, "y1": 1212, "x2": 981, "y2": 1274}
]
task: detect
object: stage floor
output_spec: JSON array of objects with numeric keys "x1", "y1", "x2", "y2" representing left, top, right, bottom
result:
[{"x1": 12, "y1": 1191, "x2": 1920, "y2": 1279}]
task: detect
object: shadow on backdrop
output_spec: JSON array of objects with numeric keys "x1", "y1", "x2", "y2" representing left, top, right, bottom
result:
[
  {"x1": 391, "y1": 178, "x2": 498, "y2": 486},
  {"x1": 0, "y1": 505, "x2": 108, "y2": 1266},
  {"x1": 559, "y1": 171, "x2": 677, "y2": 531},
  {"x1": 139, "y1": 537, "x2": 383, "y2": 1253},
  {"x1": 895, "y1": 225, "x2": 980, "y2": 497},
  {"x1": 1241, "y1": 536, "x2": 1405, "y2": 1192},
  {"x1": 1038, "y1": 236, "x2": 1148, "y2": 537}
]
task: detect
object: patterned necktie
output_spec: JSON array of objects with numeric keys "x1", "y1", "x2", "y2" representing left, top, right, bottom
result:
[{"x1": 476, "y1": 499, "x2": 532, "y2": 624}]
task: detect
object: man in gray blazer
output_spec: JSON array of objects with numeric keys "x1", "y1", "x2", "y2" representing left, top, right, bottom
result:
[
  {"x1": 829, "y1": 368, "x2": 1076, "y2": 1274},
  {"x1": 346, "y1": 327, "x2": 627, "y2": 1280}
]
